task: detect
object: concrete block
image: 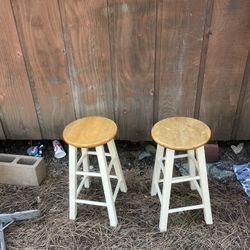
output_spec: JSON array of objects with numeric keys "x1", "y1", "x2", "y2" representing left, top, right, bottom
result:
[{"x1": 0, "y1": 153, "x2": 47, "y2": 186}]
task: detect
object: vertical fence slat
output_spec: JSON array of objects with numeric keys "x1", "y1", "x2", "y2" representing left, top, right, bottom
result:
[
  {"x1": 59, "y1": 0, "x2": 114, "y2": 120},
  {"x1": 108, "y1": 0, "x2": 156, "y2": 140},
  {"x1": 0, "y1": 120, "x2": 6, "y2": 139},
  {"x1": 156, "y1": 0, "x2": 207, "y2": 120},
  {"x1": 194, "y1": 0, "x2": 214, "y2": 119},
  {"x1": 234, "y1": 50, "x2": 250, "y2": 139},
  {"x1": 199, "y1": 0, "x2": 250, "y2": 140},
  {"x1": 12, "y1": 0, "x2": 75, "y2": 139},
  {"x1": 0, "y1": 0, "x2": 41, "y2": 139}
]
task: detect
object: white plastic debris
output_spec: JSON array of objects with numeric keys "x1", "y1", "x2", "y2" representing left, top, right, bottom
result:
[
  {"x1": 231, "y1": 143, "x2": 244, "y2": 154},
  {"x1": 234, "y1": 163, "x2": 250, "y2": 197}
]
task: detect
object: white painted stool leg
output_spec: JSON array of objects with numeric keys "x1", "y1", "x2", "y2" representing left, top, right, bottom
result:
[
  {"x1": 107, "y1": 140, "x2": 127, "y2": 192},
  {"x1": 151, "y1": 144, "x2": 164, "y2": 196},
  {"x1": 159, "y1": 149, "x2": 175, "y2": 232},
  {"x1": 196, "y1": 146, "x2": 213, "y2": 224},
  {"x1": 81, "y1": 148, "x2": 90, "y2": 188},
  {"x1": 69, "y1": 145, "x2": 77, "y2": 220},
  {"x1": 96, "y1": 145, "x2": 118, "y2": 227},
  {"x1": 188, "y1": 150, "x2": 196, "y2": 190}
]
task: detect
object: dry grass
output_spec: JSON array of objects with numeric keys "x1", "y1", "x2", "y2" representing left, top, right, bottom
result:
[{"x1": 0, "y1": 141, "x2": 249, "y2": 249}]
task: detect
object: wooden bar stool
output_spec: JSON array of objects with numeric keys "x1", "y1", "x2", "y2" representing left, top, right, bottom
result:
[
  {"x1": 63, "y1": 116, "x2": 127, "y2": 227},
  {"x1": 151, "y1": 117, "x2": 213, "y2": 232}
]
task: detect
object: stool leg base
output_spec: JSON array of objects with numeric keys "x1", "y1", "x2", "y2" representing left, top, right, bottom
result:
[
  {"x1": 69, "y1": 145, "x2": 77, "y2": 220},
  {"x1": 196, "y1": 147, "x2": 213, "y2": 224},
  {"x1": 188, "y1": 150, "x2": 196, "y2": 191},
  {"x1": 107, "y1": 140, "x2": 127, "y2": 193},
  {"x1": 151, "y1": 144, "x2": 164, "y2": 196},
  {"x1": 81, "y1": 148, "x2": 90, "y2": 188},
  {"x1": 159, "y1": 149, "x2": 175, "y2": 232},
  {"x1": 151, "y1": 144, "x2": 213, "y2": 232},
  {"x1": 96, "y1": 145, "x2": 118, "y2": 227}
]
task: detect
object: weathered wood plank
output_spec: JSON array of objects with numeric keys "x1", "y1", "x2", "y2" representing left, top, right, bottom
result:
[
  {"x1": 0, "y1": 120, "x2": 5, "y2": 140},
  {"x1": 234, "y1": 49, "x2": 250, "y2": 139},
  {"x1": 199, "y1": 0, "x2": 250, "y2": 140},
  {"x1": 109, "y1": 0, "x2": 156, "y2": 140},
  {"x1": 59, "y1": 0, "x2": 114, "y2": 120},
  {"x1": 194, "y1": 0, "x2": 214, "y2": 118},
  {"x1": 156, "y1": 0, "x2": 207, "y2": 121},
  {"x1": 12, "y1": 0, "x2": 75, "y2": 139},
  {"x1": 0, "y1": 0, "x2": 41, "y2": 139}
]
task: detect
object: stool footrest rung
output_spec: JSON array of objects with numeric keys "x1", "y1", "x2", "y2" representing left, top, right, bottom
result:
[
  {"x1": 76, "y1": 152, "x2": 112, "y2": 169},
  {"x1": 76, "y1": 171, "x2": 101, "y2": 177},
  {"x1": 174, "y1": 154, "x2": 188, "y2": 159},
  {"x1": 76, "y1": 199, "x2": 107, "y2": 207},
  {"x1": 168, "y1": 204, "x2": 204, "y2": 214},
  {"x1": 162, "y1": 154, "x2": 188, "y2": 161},
  {"x1": 158, "y1": 175, "x2": 200, "y2": 184},
  {"x1": 87, "y1": 151, "x2": 111, "y2": 157},
  {"x1": 76, "y1": 171, "x2": 118, "y2": 179},
  {"x1": 171, "y1": 175, "x2": 200, "y2": 184}
]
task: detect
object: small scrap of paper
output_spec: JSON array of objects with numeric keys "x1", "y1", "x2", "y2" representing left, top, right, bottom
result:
[
  {"x1": 233, "y1": 163, "x2": 250, "y2": 197},
  {"x1": 231, "y1": 143, "x2": 244, "y2": 154}
]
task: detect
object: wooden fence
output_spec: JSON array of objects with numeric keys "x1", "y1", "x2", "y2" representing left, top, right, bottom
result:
[{"x1": 0, "y1": 0, "x2": 249, "y2": 141}]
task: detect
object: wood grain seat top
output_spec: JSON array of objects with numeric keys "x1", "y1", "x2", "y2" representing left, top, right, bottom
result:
[
  {"x1": 151, "y1": 117, "x2": 211, "y2": 150},
  {"x1": 63, "y1": 116, "x2": 117, "y2": 148}
]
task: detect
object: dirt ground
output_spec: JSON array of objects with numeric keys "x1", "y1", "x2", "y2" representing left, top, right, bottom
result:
[{"x1": 0, "y1": 140, "x2": 249, "y2": 249}]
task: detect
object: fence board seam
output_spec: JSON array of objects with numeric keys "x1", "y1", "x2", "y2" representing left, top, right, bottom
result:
[
  {"x1": 153, "y1": 0, "x2": 161, "y2": 124},
  {"x1": 0, "y1": 119, "x2": 6, "y2": 139},
  {"x1": 107, "y1": 0, "x2": 117, "y2": 126},
  {"x1": 58, "y1": 0, "x2": 81, "y2": 119},
  {"x1": 231, "y1": 49, "x2": 250, "y2": 139},
  {"x1": 57, "y1": 0, "x2": 77, "y2": 121},
  {"x1": 194, "y1": 0, "x2": 214, "y2": 119},
  {"x1": 9, "y1": 0, "x2": 42, "y2": 138}
]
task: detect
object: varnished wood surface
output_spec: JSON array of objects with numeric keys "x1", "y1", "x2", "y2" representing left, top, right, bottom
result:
[
  {"x1": 199, "y1": 0, "x2": 250, "y2": 140},
  {"x1": 0, "y1": 0, "x2": 41, "y2": 139},
  {"x1": 63, "y1": 117, "x2": 117, "y2": 148},
  {"x1": 12, "y1": 0, "x2": 75, "y2": 138},
  {"x1": 151, "y1": 117, "x2": 211, "y2": 150}
]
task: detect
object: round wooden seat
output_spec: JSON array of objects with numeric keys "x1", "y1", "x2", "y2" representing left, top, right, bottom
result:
[
  {"x1": 151, "y1": 117, "x2": 211, "y2": 150},
  {"x1": 63, "y1": 116, "x2": 117, "y2": 148}
]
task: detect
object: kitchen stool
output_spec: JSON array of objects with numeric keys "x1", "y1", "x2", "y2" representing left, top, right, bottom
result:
[
  {"x1": 63, "y1": 116, "x2": 127, "y2": 227},
  {"x1": 151, "y1": 117, "x2": 213, "y2": 232}
]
